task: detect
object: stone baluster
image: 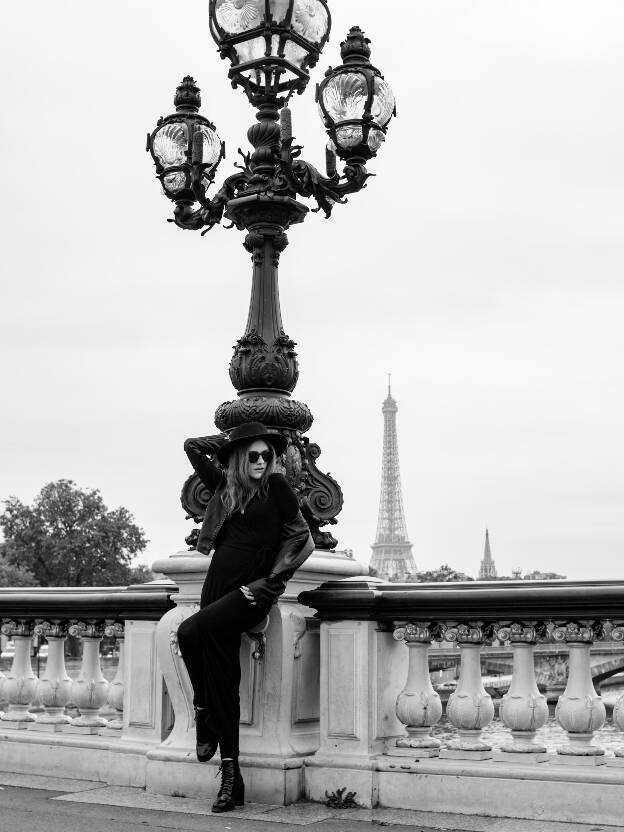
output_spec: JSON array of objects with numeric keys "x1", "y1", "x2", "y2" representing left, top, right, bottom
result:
[
  {"x1": 0, "y1": 619, "x2": 38, "y2": 728},
  {"x1": 553, "y1": 622, "x2": 606, "y2": 764},
  {"x1": 66, "y1": 620, "x2": 110, "y2": 733},
  {"x1": 440, "y1": 623, "x2": 495, "y2": 760},
  {"x1": 611, "y1": 623, "x2": 624, "y2": 763},
  {"x1": 30, "y1": 621, "x2": 72, "y2": 731},
  {"x1": 390, "y1": 623, "x2": 442, "y2": 757},
  {"x1": 100, "y1": 621, "x2": 125, "y2": 733},
  {"x1": 613, "y1": 695, "x2": 624, "y2": 762},
  {"x1": 495, "y1": 623, "x2": 549, "y2": 761}
]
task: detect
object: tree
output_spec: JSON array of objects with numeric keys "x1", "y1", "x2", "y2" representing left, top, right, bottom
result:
[
  {"x1": 0, "y1": 542, "x2": 37, "y2": 587},
  {"x1": 414, "y1": 564, "x2": 474, "y2": 583},
  {"x1": 129, "y1": 564, "x2": 156, "y2": 584},
  {"x1": 0, "y1": 480, "x2": 148, "y2": 587}
]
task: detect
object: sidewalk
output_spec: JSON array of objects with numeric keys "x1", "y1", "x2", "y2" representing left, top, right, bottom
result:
[{"x1": 0, "y1": 772, "x2": 619, "y2": 832}]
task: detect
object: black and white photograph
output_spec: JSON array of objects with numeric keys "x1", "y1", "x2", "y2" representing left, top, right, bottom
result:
[{"x1": 1, "y1": 1, "x2": 624, "y2": 830}]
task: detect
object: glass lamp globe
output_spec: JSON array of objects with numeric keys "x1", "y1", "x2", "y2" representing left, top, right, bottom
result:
[
  {"x1": 209, "y1": 0, "x2": 331, "y2": 106},
  {"x1": 317, "y1": 27, "x2": 395, "y2": 162},
  {"x1": 148, "y1": 77, "x2": 224, "y2": 203}
]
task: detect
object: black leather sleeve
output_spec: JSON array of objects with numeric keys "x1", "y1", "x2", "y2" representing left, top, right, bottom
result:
[
  {"x1": 268, "y1": 473, "x2": 299, "y2": 522},
  {"x1": 268, "y1": 510, "x2": 315, "y2": 590},
  {"x1": 184, "y1": 435, "x2": 227, "y2": 492}
]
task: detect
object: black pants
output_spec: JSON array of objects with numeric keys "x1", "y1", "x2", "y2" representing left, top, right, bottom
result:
[{"x1": 177, "y1": 587, "x2": 271, "y2": 759}]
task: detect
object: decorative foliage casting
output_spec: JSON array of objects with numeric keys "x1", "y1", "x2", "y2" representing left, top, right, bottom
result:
[
  {"x1": 104, "y1": 621, "x2": 125, "y2": 640},
  {"x1": 494, "y1": 622, "x2": 548, "y2": 644},
  {"x1": 393, "y1": 623, "x2": 439, "y2": 644},
  {"x1": 229, "y1": 329, "x2": 299, "y2": 392},
  {"x1": 441, "y1": 623, "x2": 496, "y2": 644},
  {"x1": 214, "y1": 396, "x2": 314, "y2": 432},
  {"x1": 33, "y1": 620, "x2": 68, "y2": 639},
  {"x1": 181, "y1": 473, "x2": 215, "y2": 523},
  {"x1": 610, "y1": 622, "x2": 624, "y2": 642},
  {"x1": 293, "y1": 436, "x2": 342, "y2": 549},
  {"x1": 1, "y1": 619, "x2": 33, "y2": 638},
  {"x1": 68, "y1": 620, "x2": 106, "y2": 639},
  {"x1": 551, "y1": 621, "x2": 601, "y2": 643}
]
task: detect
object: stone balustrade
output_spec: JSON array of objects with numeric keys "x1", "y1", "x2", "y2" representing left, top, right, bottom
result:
[
  {"x1": 299, "y1": 577, "x2": 624, "y2": 824},
  {"x1": 0, "y1": 584, "x2": 174, "y2": 763},
  {"x1": 1, "y1": 572, "x2": 624, "y2": 825},
  {"x1": 0, "y1": 549, "x2": 366, "y2": 802}
]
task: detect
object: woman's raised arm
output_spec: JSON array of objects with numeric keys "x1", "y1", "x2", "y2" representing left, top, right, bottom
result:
[{"x1": 184, "y1": 435, "x2": 226, "y2": 492}]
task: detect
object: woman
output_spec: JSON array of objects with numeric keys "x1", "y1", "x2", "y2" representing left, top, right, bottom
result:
[{"x1": 177, "y1": 421, "x2": 314, "y2": 813}]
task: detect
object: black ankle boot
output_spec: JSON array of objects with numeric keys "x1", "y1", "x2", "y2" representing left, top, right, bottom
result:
[
  {"x1": 194, "y1": 708, "x2": 218, "y2": 763},
  {"x1": 212, "y1": 759, "x2": 244, "y2": 813}
]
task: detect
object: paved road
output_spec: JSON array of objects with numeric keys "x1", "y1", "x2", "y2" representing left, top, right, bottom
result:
[
  {"x1": 0, "y1": 785, "x2": 434, "y2": 832},
  {"x1": 0, "y1": 776, "x2": 619, "y2": 832}
]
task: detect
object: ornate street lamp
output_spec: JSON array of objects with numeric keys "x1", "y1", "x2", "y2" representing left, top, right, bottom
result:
[
  {"x1": 147, "y1": 77, "x2": 225, "y2": 206},
  {"x1": 146, "y1": 6, "x2": 395, "y2": 550},
  {"x1": 209, "y1": 0, "x2": 331, "y2": 109},
  {"x1": 317, "y1": 26, "x2": 395, "y2": 163}
]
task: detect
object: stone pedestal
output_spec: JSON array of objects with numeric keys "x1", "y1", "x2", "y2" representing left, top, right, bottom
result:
[
  {"x1": 146, "y1": 547, "x2": 367, "y2": 804},
  {"x1": 304, "y1": 597, "x2": 405, "y2": 808}
]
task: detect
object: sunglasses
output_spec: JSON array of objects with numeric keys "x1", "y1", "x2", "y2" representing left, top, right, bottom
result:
[{"x1": 248, "y1": 450, "x2": 273, "y2": 464}]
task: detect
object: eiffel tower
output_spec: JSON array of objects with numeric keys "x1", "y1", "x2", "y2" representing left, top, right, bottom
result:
[{"x1": 370, "y1": 378, "x2": 416, "y2": 581}]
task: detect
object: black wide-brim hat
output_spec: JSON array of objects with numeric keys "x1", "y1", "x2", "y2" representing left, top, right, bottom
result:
[{"x1": 216, "y1": 422, "x2": 288, "y2": 466}]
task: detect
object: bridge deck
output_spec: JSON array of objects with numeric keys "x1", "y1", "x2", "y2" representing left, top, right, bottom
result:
[{"x1": 1, "y1": 773, "x2": 621, "y2": 832}]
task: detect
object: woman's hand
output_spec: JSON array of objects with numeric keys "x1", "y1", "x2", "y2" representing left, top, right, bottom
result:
[
  {"x1": 242, "y1": 577, "x2": 282, "y2": 606},
  {"x1": 240, "y1": 585, "x2": 256, "y2": 605}
]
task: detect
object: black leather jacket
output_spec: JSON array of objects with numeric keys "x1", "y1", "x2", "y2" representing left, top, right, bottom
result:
[{"x1": 185, "y1": 436, "x2": 314, "y2": 598}]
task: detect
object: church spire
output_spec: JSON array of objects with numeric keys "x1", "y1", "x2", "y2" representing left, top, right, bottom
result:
[{"x1": 478, "y1": 527, "x2": 498, "y2": 580}]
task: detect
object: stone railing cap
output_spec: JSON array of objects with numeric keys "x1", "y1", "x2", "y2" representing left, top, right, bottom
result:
[{"x1": 298, "y1": 578, "x2": 624, "y2": 622}]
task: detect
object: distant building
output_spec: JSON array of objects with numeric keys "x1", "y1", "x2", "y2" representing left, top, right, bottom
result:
[
  {"x1": 478, "y1": 528, "x2": 498, "y2": 579},
  {"x1": 523, "y1": 570, "x2": 567, "y2": 581},
  {"x1": 370, "y1": 379, "x2": 416, "y2": 581},
  {"x1": 477, "y1": 542, "x2": 567, "y2": 582}
]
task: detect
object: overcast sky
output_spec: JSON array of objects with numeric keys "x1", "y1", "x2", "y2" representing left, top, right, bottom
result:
[{"x1": 1, "y1": 1, "x2": 623, "y2": 581}]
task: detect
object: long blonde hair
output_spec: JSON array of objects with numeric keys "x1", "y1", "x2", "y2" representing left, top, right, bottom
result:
[{"x1": 221, "y1": 441, "x2": 276, "y2": 515}]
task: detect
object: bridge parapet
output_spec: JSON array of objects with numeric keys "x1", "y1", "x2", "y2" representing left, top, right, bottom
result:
[
  {"x1": 2, "y1": 576, "x2": 624, "y2": 825},
  {"x1": 0, "y1": 549, "x2": 365, "y2": 803},
  {"x1": 299, "y1": 578, "x2": 624, "y2": 824},
  {"x1": 0, "y1": 584, "x2": 175, "y2": 767}
]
